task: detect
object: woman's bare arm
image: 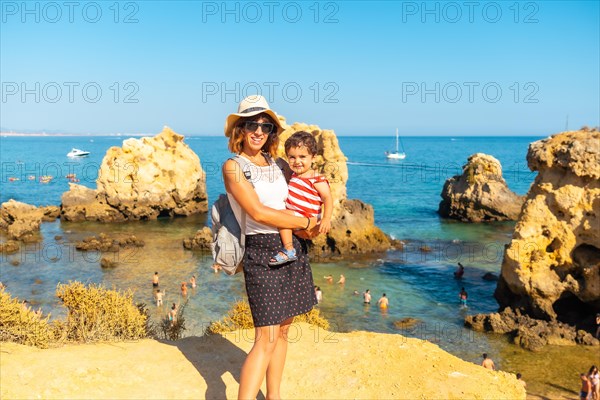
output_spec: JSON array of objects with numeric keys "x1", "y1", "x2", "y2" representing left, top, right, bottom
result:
[{"x1": 223, "y1": 159, "x2": 316, "y2": 230}]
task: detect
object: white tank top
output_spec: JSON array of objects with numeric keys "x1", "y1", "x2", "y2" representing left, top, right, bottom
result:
[{"x1": 227, "y1": 155, "x2": 288, "y2": 235}]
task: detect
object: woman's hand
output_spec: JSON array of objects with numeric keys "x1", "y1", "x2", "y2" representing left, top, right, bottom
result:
[{"x1": 295, "y1": 217, "x2": 320, "y2": 239}]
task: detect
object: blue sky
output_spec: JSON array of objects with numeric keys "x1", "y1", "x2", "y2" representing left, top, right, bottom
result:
[{"x1": 1, "y1": 1, "x2": 599, "y2": 135}]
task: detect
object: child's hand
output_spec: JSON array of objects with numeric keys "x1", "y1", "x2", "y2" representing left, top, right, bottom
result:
[{"x1": 319, "y1": 219, "x2": 331, "y2": 234}]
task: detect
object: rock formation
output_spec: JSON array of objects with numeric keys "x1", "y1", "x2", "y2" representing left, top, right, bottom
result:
[
  {"x1": 74, "y1": 233, "x2": 145, "y2": 252},
  {"x1": 439, "y1": 153, "x2": 525, "y2": 222},
  {"x1": 61, "y1": 127, "x2": 208, "y2": 222},
  {"x1": 183, "y1": 226, "x2": 212, "y2": 250},
  {"x1": 0, "y1": 240, "x2": 20, "y2": 254},
  {"x1": 41, "y1": 206, "x2": 60, "y2": 222},
  {"x1": 495, "y1": 130, "x2": 600, "y2": 324},
  {"x1": 0, "y1": 200, "x2": 45, "y2": 240},
  {"x1": 465, "y1": 307, "x2": 599, "y2": 351},
  {"x1": 0, "y1": 323, "x2": 526, "y2": 400}
]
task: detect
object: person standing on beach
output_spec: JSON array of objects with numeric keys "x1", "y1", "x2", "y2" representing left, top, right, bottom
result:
[
  {"x1": 222, "y1": 95, "x2": 320, "y2": 400},
  {"x1": 152, "y1": 272, "x2": 159, "y2": 287},
  {"x1": 481, "y1": 353, "x2": 496, "y2": 370},
  {"x1": 363, "y1": 289, "x2": 371, "y2": 304}
]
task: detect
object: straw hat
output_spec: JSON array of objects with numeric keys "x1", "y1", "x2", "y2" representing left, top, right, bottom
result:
[{"x1": 224, "y1": 95, "x2": 284, "y2": 137}]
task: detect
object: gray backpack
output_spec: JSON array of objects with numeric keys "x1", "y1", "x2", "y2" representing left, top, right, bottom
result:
[{"x1": 210, "y1": 156, "x2": 253, "y2": 275}]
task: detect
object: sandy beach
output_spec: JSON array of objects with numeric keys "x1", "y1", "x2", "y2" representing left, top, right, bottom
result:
[{"x1": 1, "y1": 322, "x2": 525, "y2": 399}]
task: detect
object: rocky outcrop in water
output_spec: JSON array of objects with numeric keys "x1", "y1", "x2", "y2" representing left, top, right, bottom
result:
[
  {"x1": 0, "y1": 200, "x2": 44, "y2": 240},
  {"x1": 61, "y1": 127, "x2": 208, "y2": 222},
  {"x1": 0, "y1": 240, "x2": 20, "y2": 254},
  {"x1": 438, "y1": 153, "x2": 525, "y2": 222},
  {"x1": 41, "y1": 206, "x2": 60, "y2": 222},
  {"x1": 465, "y1": 307, "x2": 599, "y2": 351},
  {"x1": 183, "y1": 227, "x2": 212, "y2": 250},
  {"x1": 75, "y1": 233, "x2": 145, "y2": 252},
  {"x1": 495, "y1": 130, "x2": 600, "y2": 324}
]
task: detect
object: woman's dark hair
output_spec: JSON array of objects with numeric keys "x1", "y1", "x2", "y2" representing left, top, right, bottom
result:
[
  {"x1": 228, "y1": 113, "x2": 279, "y2": 157},
  {"x1": 284, "y1": 131, "x2": 317, "y2": 156}
]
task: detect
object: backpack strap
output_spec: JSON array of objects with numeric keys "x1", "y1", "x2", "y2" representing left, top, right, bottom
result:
[
  {"x1": 274, "y1": 157, "x2": 292, "y2": 181},
  {"x1": 232, "y1": 155, "x2": 254, "y2": 184},
  {"x1": 230, "y1": 155, "x2": 254, "y2": 250}
]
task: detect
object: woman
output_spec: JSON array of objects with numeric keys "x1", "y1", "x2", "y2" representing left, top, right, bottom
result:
[{"x1": 222, "y1": 95, "x2": 320, "y2": 400}]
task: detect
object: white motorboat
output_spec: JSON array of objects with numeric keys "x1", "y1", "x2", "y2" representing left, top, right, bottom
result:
[
  {"x1": 385, "y1": 128, "x2": 406, "y2": 159},
  {"x1": 67, "y1": 148, "x2": 90, "y2": 157}
]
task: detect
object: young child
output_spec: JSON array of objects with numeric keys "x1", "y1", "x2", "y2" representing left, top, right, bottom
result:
[{"x1": 268, "y1": 131, "x2": 333, "y2": 266}]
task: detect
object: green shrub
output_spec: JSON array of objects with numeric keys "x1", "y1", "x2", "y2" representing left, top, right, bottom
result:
[
  {"x1": 206, "y1": 300, "x2": 329, "y2": 334},
  {"x1": 55, "y1": 282, "x2": 147, "y2": 342},
  {"x1": 0, "y1": 289, "x2": 52, "y2": 348}
]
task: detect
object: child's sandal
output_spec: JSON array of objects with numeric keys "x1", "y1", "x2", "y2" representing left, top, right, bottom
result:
[{"x1": 268, "y1": 248, "x2": 298, "y2": 266}]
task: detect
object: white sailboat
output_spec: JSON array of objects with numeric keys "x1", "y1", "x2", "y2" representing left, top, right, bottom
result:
[{"x1": 385, "y1": 128, "x2": 406, "y2": 159}]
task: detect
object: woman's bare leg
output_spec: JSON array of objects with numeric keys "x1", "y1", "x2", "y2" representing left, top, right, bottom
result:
[
  {"x1": 238, "y1": 324, "x2": 280, "y2": 400},
  {"x1": 265, "y1": 317, "x2": 293, "y2": 400}
]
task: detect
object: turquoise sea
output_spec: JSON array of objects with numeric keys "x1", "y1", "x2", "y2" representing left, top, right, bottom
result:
[{"x1": 1, "y1": 134, "x2": 597, "y2": 397}]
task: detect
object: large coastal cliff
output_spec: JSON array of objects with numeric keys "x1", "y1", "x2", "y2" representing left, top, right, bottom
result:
[{"x1": 495, "y1": 130, "x2": 600, "y2": 325}]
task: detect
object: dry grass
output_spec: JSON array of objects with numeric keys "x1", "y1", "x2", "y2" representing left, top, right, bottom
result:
[
  {"x1": 0, "y1": 289, "x2": 53, "y2": 348},
  {"x1": 293, "y1": 307, "x2": 329, "y2": 330},
  {"x1": 206, "y1": 300, "x2": 329, "y2": 334},
  {"x1": 55, "y1": 282, "x2": 147, "y2": 342}
]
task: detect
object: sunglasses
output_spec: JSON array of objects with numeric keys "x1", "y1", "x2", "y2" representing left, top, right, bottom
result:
[{"x1": 243, "y1": 121, "x2": 275, "y2": 135}]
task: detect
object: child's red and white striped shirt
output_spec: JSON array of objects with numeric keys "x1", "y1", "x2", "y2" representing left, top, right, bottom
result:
[{"x1": 285, "y1": 174, "x2": 329, "y2": 218}]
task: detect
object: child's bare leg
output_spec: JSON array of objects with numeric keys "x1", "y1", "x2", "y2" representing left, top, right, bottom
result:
[
  {"x1": 279, "y1": 209, "x2": 297, "y2": 250},
  {"x1": 279, "y1": 228, "x2": 294, "y2": 251},
  {"x1": 270, "y1": 210, "x2": 299, "y2": 265}
]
